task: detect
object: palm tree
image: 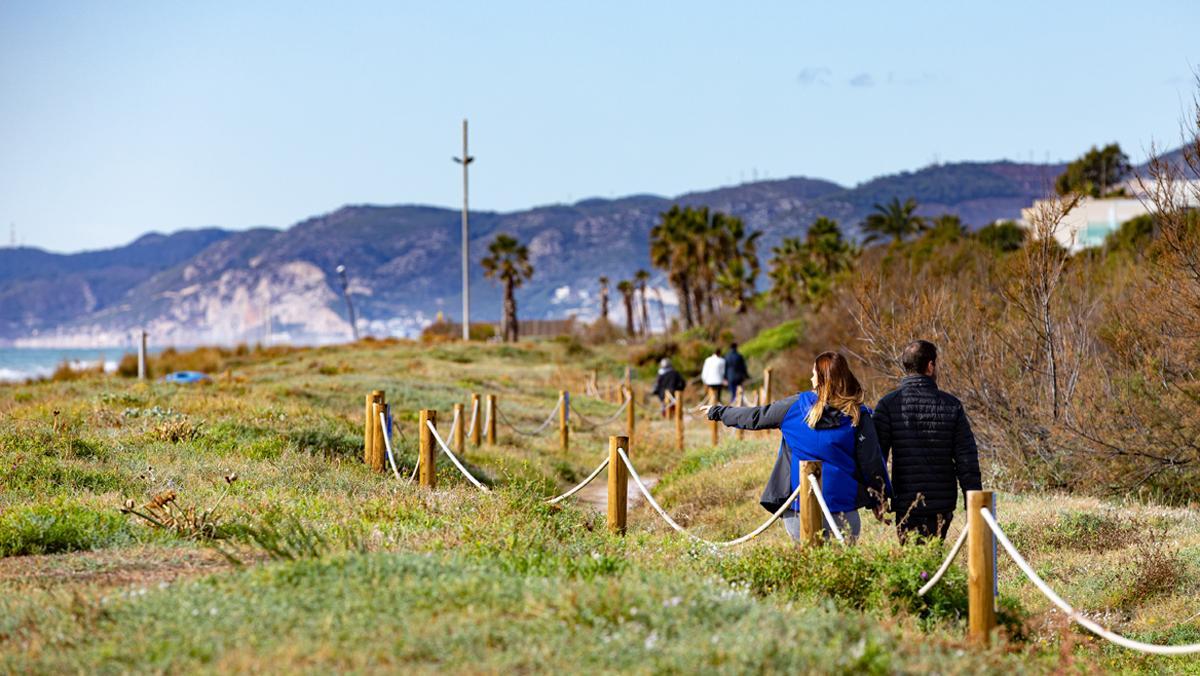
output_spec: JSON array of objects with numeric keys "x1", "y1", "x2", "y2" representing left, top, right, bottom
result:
[
  {"x1": 481, "y1": 234, "x2": 533, "y2": 342},
  {"x1": 861, "y1": 197, "x2": 926, "y2": 244},
  {"x1": 616, "y1": 280, "x2": 636, "y2": 337},
  {"x1": 634, "y1": 269, "x2": 650, "y2": 335},
  {"x1": 804, "y1": 217, "x2": 854, "y2": 275},
  {"x1": 598, "y1": 276, "x2": 610, "y2": 322},
  {"x1": 650, "y1": 206, "x2": 696, "y2": 327}
]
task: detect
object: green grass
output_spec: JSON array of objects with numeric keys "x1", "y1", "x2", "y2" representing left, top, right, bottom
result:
[
  {"x1": 0, "y1": 339, "x2": 1198, "y2": 673},
  {"x1": 741, "y1": 319, "x2": 803, "y2": 359}
]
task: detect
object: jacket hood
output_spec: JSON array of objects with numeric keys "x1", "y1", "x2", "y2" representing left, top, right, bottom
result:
[{"x1": 813, "y1": 404, "x2": 849, "y2": 429}]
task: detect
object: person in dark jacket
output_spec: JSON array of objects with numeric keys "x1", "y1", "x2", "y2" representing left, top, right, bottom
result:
[
  {"x1": 724, "y1": 342, "x2": 749, "y2": 402},
  {"x1": 873, "y1": 340, "x2": 982, "y2": 543},
  {"x1": 652, "y1": 358, "x2": 686, "y2": 418},
  {"x1": 704, "y1": 351, "x2": 891, "y2": 542}
]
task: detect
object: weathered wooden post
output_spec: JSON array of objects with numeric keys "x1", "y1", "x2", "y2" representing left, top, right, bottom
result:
[
  {"x1": 418, "y1": 409, "x2": 437, "y2": 488},
  {"x1": 559, "y1": 390, "x2": 570, "y2": 452},
  {"x1": 607, "y1": 435, "x2": 629, "y2": 534},
  {"x1": 674, "y1": 389, "x2": 684, "y2": 452},
  {"x1": 762, "y1": 367, "x2": 773, "y2": 404},
  {"x1": 364, "y1": 390, "x2": 384, "y2": 466},
  {"x1": 371, "y1": 400, "x2": 387, "y2": 472},
  {"x1": 470, "y1": 393, "x2": 482, "y2": 446},
  {"x1": 625, "y1": 385, "x2": 635, "y2": 442},
  {"x1": 736, "y1": 385, "x2": 745, "y2": 441},
  {"x1": 968, "y1": 490, "x2": 997, "y2": 644},
  {"x1": 485, "y1": 394, "x2": 497, "y2": 445},
  {"x1": 707, "y1": 385, "x2": 720, "y2": 447},
  {"x1": 137, "y1": 330, "x2": 148, "y2": 380},
  {"x1": 453, "y1": 402, "x2": 465, "y2": 456},
  {"x1": 799, "y1": 461, "x2": 824, "y2": 547}
]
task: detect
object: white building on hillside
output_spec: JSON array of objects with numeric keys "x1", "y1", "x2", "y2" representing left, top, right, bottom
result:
[{"x1": 1019, "y1": 178, "x2": 1200, "y2": 252}]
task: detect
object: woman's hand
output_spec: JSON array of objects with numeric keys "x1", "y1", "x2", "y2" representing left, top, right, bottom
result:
[{"x1": 695, "y1": 404, "x2": 713, "y2": 418}]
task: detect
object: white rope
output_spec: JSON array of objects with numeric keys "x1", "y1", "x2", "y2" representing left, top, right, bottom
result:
[
  {"x1": 379, "y1": 411, "x2": 406, "y2": 482},
  {"x1": 495, "y1": 395, "x2": 562, "y2": 436},
  {"x1": 545, "y1": 456, "x2": 610, "y2": 504},
  {"x1": 615, "y1": 447, "x2": 805, "y2": 547},
  {"x1": 806, "y1": 474, "x2": 845, "y2": 544},
  {"x1": 446, "y1": 407, "x2": 461, "y2": 443},
  {"x1": 981, "y1": 508, "x2": 1200, "y2": 655},
  {"x1": 918, "y1": 525, "x2": 969, "y2": 596},
  {"x1": 465, "y1": 399, "x2": 479, "y2": 439},
  {"x1": 425, "y1": 420, "x2": 491, "y2": 492},
  {"x1": 571, "y1": 392, "x2": 631, "y2": 430},
  {"x1": 482, "y1": 400, "x2": 492, "y2": 437}
]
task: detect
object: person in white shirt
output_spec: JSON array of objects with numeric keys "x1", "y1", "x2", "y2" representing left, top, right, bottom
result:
[{"x1": 700, "y1": 349, "x2": 727, "y2": 403}]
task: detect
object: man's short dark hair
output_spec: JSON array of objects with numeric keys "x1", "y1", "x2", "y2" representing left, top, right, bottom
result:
[
  {"x1": 730, "y1": 342, "x2": 738, "y2": 351},
  {"x1": 901, "y1": 340, "x2": 938, "y2": 375}
]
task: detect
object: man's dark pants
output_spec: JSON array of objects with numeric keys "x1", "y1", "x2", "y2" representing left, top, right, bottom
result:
[
  {"x1": 897, "y1": 511, "x2": 954, "y2": 543},
  {"x1": 728, "y1": 379, "x2": 744, "y2": 402}
]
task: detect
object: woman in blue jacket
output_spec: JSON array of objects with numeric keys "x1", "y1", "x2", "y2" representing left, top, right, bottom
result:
[{"x1": 703, "y1": 351, "x2": 891, "y2": 542}]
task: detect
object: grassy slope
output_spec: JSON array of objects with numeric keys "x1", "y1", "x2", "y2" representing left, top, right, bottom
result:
[{"x1": 0, "y1": 340, "x2": 1197, "y2": 674}]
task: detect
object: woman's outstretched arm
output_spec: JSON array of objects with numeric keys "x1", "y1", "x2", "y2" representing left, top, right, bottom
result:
[{"x1": 705, "y1": 394, "x2": 799, "y2": 430}]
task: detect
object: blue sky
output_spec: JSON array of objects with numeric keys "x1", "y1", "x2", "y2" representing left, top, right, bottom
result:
[{"x1": 1, "y1": 1, "x2": 1197, "y2": 253}]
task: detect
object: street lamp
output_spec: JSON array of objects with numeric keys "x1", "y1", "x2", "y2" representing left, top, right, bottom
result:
[
  {"x1": 453, "y1": 119, "x2": 474, "y2": 341},
  {"x1": 336, "y1": 264, "x2": 359, "y2": 341}
]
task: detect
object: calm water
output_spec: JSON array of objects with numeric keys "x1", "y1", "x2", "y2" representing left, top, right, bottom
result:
[{"x1": 0, "y1": 347, "x2": 136, "y2": 382}]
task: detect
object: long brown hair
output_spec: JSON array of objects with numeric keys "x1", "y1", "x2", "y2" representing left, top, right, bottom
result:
[{"x1": 805, "y1": 351, "x2": 865, "y2": 427}]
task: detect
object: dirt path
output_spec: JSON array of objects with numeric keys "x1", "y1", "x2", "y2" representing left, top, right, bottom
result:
[{"x1": 575, "y1": 474, "x2": 659, "y2": 512}]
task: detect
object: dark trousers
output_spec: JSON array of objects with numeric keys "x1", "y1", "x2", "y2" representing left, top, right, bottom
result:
[
  {"x1": 897, "y1": 511, "x2": 954, "y2": 544},
  {"x1": 729, "y1": 380, "x2": 745, "y2": 402}
]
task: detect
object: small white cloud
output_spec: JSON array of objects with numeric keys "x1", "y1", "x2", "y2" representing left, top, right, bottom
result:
[
  {"x1": 849, "y1": 73, "x2": 874, "y2": 88},
  {"x1": 551, "y1": 285, "x2": 571, "y2": 304},
  {"x1": 796, "y1": 67, "x2": 831, "y2": 86}
]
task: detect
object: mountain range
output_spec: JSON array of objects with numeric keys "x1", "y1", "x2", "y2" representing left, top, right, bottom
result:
[{"x1": 0, "y1": 156, "x2": 1075, "y2": 346}]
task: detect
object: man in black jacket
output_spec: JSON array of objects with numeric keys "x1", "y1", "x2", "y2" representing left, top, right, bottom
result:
[
  {"x1": 873, "y1": 340, "x2": 981, "y2": 542},
  {"x1": 723, "y1": 342, "x2": 749, "y2": 402},
  {"x1": 652, "y1": 358, "x2": 686, "y2": 418}
]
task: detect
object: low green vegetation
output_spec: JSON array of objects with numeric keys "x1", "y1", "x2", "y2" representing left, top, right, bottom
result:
[{"x1": 1, "y1": 340, "x2": 1198, "y2": 672}]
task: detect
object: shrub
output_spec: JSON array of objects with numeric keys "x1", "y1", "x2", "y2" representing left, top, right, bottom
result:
[
  {"x1": 0, "y1": 501, "x2": 135, "y2": 557},
  {"x1": 741, "y1": 320, "x2": 803, "y2": 360}
]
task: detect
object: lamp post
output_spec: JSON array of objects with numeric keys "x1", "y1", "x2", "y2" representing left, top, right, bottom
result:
[
  {"x1": 336, "y1": 264, "x2": 359, "y2": 341},
  {"x1": 453, "y1": 119, "x2": 474, "y2": 341}
]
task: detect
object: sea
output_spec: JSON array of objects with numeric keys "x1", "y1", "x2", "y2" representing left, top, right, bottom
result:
[{"x1": 0, "y1": 347, "x2": 136, "y2": 382}]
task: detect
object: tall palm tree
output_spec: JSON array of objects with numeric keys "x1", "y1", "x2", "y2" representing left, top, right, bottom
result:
[
  {"x1": 650, "y1": 206, "x2": 696, "y2": 327},
  {"x1": 598, "y1": 276, "x2": 610, "y2": 322},
  {"x1": 861, "y1": 197, "x2": 926, "y2": 244},
  {"x1": 804, "y1": 217, "x2": 854, "y2": 275},
  {"x1": 481, "y1": 234, "x2": 533, "y2": 342},
  {"x1": 634, "y1": 269, "x2": 650, "y2": 335},
  {"x1": 616, "y1": 280, "x2": 636, "y2": 337}
]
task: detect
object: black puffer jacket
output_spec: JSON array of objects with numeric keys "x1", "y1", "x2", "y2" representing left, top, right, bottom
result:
[{"x1": 873, "y1": 375, "x2": 981, "y2": 516}]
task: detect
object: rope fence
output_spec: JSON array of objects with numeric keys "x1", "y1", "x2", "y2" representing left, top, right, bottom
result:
[
  {"x1": 980, "y1": 508, "x2": 1200, "y2": 656},
  {"x1": 361, "y1": 383, "x2": 1200, "y2": 656},
  {"x1": 495, "y1": 395, "x2": 562, "y2": 437}
]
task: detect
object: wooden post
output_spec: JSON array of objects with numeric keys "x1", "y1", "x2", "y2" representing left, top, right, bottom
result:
[
  {"x1": 607, "y1": 435, "x2": 629, "y2": 534},
  {"x1": 762, "y1": 367, "x2": 773, "y2": 404},
  {"x1": 371, "y1": 401, "x2": 387, "y2": 472},
  {"x1": 625, "y1": 385, "x2": 635, "y2": 442},
  {"x1": 453, "y1": 402, "x2": 465, "y2": 456},
  {"x1": 485, "y1": 394, "x2": 497, "y2": 445},
  {"x1": 736, "y1": 385, "x2": 745, "y2": 440},
  {"x1": 364, "y1": 390, "x2": 384, "y2": 465},
  {"x1": 418, "y1": 409, "x2": 437, "y2": 489},
  {"x1": 707, "y1": 385, "x2": 720, "y2": 447},
  {"x1": 674, "y1": 389, "x2": 684, "y2": 452},
  {"x1": 624, "y1": 365, "x2": 631, "y2": 392},
  {"x1": 799, "y1": 461, "x2": 823, "y2": 547},
  {"x1": 559, "y1": 390, "x2": 569, "y2": 452},
  {"x1": 470, "y1": 393, "x2": 482, "y2": 446},
  {"x1": 137, "y1": 330, "x2": 147, "y2": 380},
  {"x1": 968, "y1": 490, "x2": 997, "y2": 644}
]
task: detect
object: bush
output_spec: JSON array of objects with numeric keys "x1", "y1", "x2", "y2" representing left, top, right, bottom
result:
[
  {"x1": 0, "y1": 501, "x2": 135, "y2": 557},
  {"x1": 741, "y1": 320, "x2": 803, "y2": 360}
]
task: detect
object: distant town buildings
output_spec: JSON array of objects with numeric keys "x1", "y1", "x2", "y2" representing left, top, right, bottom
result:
[{"x1": 1019, "y1": 178, "x2": 1200, "y2": 252}]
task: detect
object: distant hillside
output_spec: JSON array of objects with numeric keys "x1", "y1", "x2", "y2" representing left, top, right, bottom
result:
[{"x1": 0, "y1": 156, "x2": 1076, "y2": 346}]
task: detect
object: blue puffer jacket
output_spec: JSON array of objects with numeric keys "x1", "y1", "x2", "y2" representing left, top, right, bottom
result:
[{"x1": 708, "y1": 391, "x2": 892, "y2": 513}]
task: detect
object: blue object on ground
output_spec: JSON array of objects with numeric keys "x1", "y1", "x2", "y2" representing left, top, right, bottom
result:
[{"x1": 163, "y1": 371, "x2": 211, "y2": 384}]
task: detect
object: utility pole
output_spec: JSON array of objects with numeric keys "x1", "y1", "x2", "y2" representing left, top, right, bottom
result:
[{"x1": 453, "y1": 119, "x2": 475, "y2": 341}]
